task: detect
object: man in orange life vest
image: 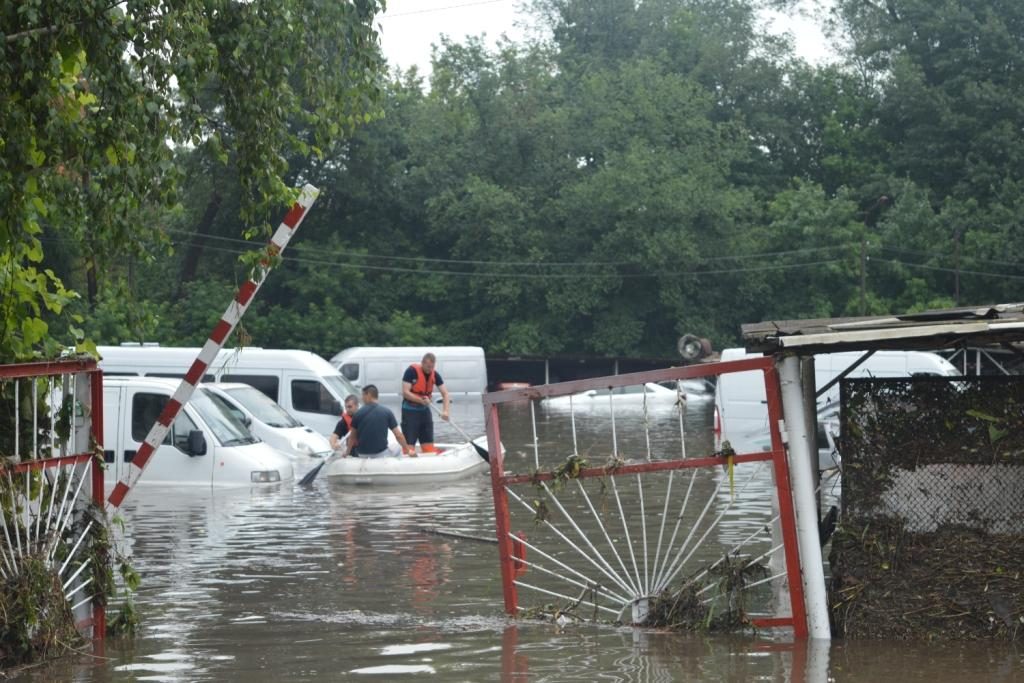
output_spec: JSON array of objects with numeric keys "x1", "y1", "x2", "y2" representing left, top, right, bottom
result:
[
  {"x1": 401, "y1": 352, "x2": 450, "y2": 455},
  {"x1": 330, "y1": 394, "x2": 360, "y2": 452}
]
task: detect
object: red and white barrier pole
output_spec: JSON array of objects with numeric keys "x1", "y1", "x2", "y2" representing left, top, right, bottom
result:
[{"x1": 106, "y1": 184, "x2": 320, "y2": 511}]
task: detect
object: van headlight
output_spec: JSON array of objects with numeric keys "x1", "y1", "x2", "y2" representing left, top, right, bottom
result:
[{"x1": 251, "y1": 470, "x2": 282, "y2": 483}]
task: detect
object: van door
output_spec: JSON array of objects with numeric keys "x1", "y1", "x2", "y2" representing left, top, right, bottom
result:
[
  {"x1": 123, "y1": 388, "x2": 214, "y2": 485},
  {"x1": 102, "y1": 385, "x2": 124, "y2": 482}
]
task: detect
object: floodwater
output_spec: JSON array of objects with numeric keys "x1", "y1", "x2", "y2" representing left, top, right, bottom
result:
[{"x1": 18, "y1": 400, "x2": 1024, "y2": 681}]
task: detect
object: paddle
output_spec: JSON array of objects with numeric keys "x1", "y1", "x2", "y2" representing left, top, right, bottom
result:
[
  {"x1": 428, "y1": 402, "x2": 490, "y2": 463},
  {"x1": 298, "y1": 434, "x2": 348, "y2": 487}
]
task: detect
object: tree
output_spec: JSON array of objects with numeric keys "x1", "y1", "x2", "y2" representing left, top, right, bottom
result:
[{"x1": 1, "y1": 0, "x2": 386, "y2": 360}]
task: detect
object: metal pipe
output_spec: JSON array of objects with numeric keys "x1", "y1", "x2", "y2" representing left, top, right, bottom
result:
[
  {"x1": 14, "y1": 379, "x2": 19, "y2": 461},
  {"x1": 513, "y1": 580, "x2": 619, "y2": 616},
  {"x1": 608, "y1": 476, "x2": 642, "y2": 595},
  {"x1": 507, "y1": 485, "x2": 636, "y2": 596},
  {"x1": 777, "y1": 355, "x2": 830, "y2": 639},
  {"x1": 529, "y1": 400, "x2": 540, "y2": 469},
  {"x1": 801, "y1": 356, "x2": 819, "y2": 504},
  {"x1": 815, "y1": 350, "x2": 874, "y2": 399},
  {"x1": 510, "y1": 534, "x2": 629, "y2": 605},
  {"x1": 981, "y1": 348, "x2": 1011, "y2": 376}
]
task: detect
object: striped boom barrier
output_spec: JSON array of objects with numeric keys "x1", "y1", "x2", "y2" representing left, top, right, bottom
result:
[{"x1": 105, "y1": 184, "x2": 320, "y2": 511}]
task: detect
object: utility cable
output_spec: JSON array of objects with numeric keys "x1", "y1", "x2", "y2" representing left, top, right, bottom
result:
[{"x1": 159, "y1": 226, "x2": 857, "y2": 267}]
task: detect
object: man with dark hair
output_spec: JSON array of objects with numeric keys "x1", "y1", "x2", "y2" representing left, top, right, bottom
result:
[
  {"x1": 342, "y1": 385, "x2": 410, "y2": 459},
  {"x1": 330, "y1": 394, "x2": 360, "y2": 452},
  {"x1": 401, "y1": 352, "x2": 450, "y2": 454}
]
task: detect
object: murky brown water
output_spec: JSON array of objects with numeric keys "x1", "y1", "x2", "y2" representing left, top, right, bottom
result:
[{"x1": 19, "y1": 401, "x2": 1024, "y2": 681}]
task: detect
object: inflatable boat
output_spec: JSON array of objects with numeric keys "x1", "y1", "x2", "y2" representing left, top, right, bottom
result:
[{"x1": 323, "y1": 438, "x2": 490, "y2": 485}]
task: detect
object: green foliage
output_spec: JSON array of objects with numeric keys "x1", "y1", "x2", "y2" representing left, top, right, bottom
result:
[
  {"x1": 42, "y1": 0, "x2": 1024, "y2": 358},
  {"x1": 1, "y1": 0, "x2": 387, "y2": 362},
  {"x1": 0, "y1": 554, "x2": 78, "y2": 666}
]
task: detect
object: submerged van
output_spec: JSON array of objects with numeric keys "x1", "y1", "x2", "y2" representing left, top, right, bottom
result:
[
  {"x1": 98, "y1": 345, "x2": 360, "y2": 436},
  {"x1": 201, "y1": 383, "x2": 333, "y2": 459},
  {"x1": 715, "y1": 348, "x2": 960, "y2": 460},
  {"x1": 102, "y1": 376, "x2": 294, "y2": 486},
  {"x1": 330, "y1": 346, "x2": 487, "y2": 397}
]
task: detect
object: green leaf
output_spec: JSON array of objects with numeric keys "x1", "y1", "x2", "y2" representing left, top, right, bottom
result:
[
  {"x1": 966, "y1": 409, "x2": 999, "y2": 423},
  {"x1": 31, "y1": 196, "x2": 48, "y2": 216},
  {"x1": 989, "y1": 425, "x2": 1008, "y2": 444},
  {"x1": 105, "y1": 146, "x2": 119, "y2": 166},
  {"x1": 76, "y1": 339, "x2": 99, "y2": 359}
]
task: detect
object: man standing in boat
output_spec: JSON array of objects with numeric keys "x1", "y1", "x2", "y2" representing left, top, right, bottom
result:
[
  {"x1": 401, "y1": 352, "x2": 450, "y2": 455},
  {"x1": 330, "y1": 394, "x2": 360, "y2": 453},
  {"x1": 341, "y1": 385, "x2": 410, "y2": 458}
]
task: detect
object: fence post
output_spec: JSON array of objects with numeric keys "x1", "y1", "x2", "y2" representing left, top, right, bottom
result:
[
  {"x1": 486, "y1": 403, "x2": 518, "y2": 615},
  {"x1": 777, "y1": 355, "x2": 830, "y2": 639},
  {"x1": 89, "y1": 368, "x2": 106, "y2": 640}
]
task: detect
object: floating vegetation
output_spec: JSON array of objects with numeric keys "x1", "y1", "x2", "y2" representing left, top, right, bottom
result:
[
  {"x1": 0, "y1": 554, "x2": 79, "y2": 666},
  {"x1": 835, "y1": 376, "x2": 1024, "y2": 640},
  {"x1": 0, "y1": 464, "x2": 139, "y2": 665},
  {"x1": 646, "y1": 554, "x2": 769, "y2": 632},
  {"x1": 830, "y1": 517, "x2": 1024, "y2": 641}
]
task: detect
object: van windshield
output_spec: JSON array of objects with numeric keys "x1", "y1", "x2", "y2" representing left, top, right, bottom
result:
[
  {"x1": 324, "y1": 375, "x2": 359, "y2": 401},
  {"x1": 223, "y1": 386, "x2": 301, "y2": 428},
  {"x1": 192, "y1": 390, "x2": 258, "y2": 447}
]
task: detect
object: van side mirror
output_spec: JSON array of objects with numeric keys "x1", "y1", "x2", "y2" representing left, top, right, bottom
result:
[
  {"x1": 330, "y1": 399, "x2": 343, "y2": 415},
  {"x1": 187, "y1": 430, "x2": 207, "y2": 457},
  {"x1": 242, "y1": 415, "x2": 252, "y2": 427}
]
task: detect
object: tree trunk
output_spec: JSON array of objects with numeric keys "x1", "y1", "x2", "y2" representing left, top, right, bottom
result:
[{"x1": 176, "y1": 190, "x2": 222, "y2": 298}]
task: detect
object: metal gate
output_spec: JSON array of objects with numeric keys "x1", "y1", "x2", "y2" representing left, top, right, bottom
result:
[
  {"x1": 483, "y1": 357, "x2": 807, "y2": 636},
  {"x1": 0, "y1": 358, "x2": 106, "y2": 639}
]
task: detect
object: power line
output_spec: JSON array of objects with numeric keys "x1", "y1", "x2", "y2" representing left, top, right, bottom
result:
[
  {"x1": 380, "y1": 0, "x2": 510, "y2": 20},
  {"x1": 160, "y1": 226, "x2": 856, "y2": 267},
  {"x1": 879, "y1": 245, "x2": 1024, "y2": 269},
  {"x1": 879, "y1": 258, "x2": 1024, "y2": 281},
  {"x1": 193, "y1": 241, "x2": 846, "y2": 279}
]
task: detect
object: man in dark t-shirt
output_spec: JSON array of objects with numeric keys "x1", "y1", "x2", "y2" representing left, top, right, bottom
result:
[
  {"x1": 330, "y1": 394, "x2": 360, "y2": 454},
  {"x1": 342, "y1": 385, "x2": 410, "y2": 459}
]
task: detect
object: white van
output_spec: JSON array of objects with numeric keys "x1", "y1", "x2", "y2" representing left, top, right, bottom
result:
[
  {"x1": 102, "y1": 376, "x2": 294, "y2": 486},
  {"x1": 715, "y1": 348, "x2": 960, "y2": 459},
  {"x1": 330, "y1": 346, "x2": 487, "y2": 397},
  {"x1": 98, "y1": 345, "x2": 360, "y2": 436},
  {"x1": 201, "y1": 383, "x2": 333, "y2": 459}
]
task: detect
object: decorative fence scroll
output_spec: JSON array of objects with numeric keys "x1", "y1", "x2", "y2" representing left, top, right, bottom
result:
[{"x1": 483, "y1": 358, "x2": 808, "y2": 637}]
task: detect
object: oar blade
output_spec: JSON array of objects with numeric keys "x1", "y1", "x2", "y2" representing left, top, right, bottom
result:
[
  {"x1": 471, "y1": 442, "x2": 490, "y2": 463},
  {"x1": 298, "y1": 460, "x2": 326, "y2": 487}
]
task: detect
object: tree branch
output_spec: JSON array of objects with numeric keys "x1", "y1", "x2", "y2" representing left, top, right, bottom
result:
[{"x1": 4, "y1": 25, "x2": 62, "y2": 43}]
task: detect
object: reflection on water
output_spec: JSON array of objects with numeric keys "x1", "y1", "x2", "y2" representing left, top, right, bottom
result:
[{"x1": 21, "y1": 403, "x2": 1024, "y2": 681}]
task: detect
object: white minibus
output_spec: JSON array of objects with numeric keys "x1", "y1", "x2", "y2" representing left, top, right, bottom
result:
[
  {"x1": 98, "y1": 345, "x2": 360, "y2": 436},
  {"x1": 330, "y1": 346, "x2": 487, "y2": 397},
  {"x1": 715, "y1": 348, "x2": 960, "y2": 464}
]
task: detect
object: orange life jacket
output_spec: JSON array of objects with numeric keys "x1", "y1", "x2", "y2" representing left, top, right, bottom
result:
[
  {"x1": 340, "y1": 412, "x2": 353, "y2": 429},
  {"x1": 409, "y1": 363, "x2": 436, "y2": 397}
]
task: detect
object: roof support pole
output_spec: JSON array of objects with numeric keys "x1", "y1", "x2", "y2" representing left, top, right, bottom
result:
[
  {"x1": 801, "y1": 356, "x2": 820, "y2": 496},
  {"x1": 777, "y1": 355, "x2": 831, "y2": 639}
]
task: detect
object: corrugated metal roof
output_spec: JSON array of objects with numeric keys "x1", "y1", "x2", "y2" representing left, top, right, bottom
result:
[{"x1": 741, "y1": 303, "x2": 1024, "y2": 354}]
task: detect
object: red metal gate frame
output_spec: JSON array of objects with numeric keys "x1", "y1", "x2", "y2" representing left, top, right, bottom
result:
[
  {"x1": 482, "y1": 356, "x2": 808, "y2": 638},
  {"x1": 0, "y1": 358, "x2": 105, "y2": 638}
]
